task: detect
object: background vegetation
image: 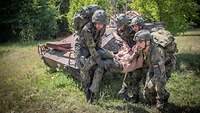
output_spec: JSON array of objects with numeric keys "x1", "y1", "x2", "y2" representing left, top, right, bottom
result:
[
  {"x1": 129, "y1": 0, "x2": 200, "y2": 34},
  {"x1": 0, "y1": 0, "x2": 199, "y2": 42}
]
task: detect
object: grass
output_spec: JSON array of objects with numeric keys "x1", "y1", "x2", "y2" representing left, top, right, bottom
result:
[{"x1": 0, "y1": 29, "x2": 200, "y2": 113}]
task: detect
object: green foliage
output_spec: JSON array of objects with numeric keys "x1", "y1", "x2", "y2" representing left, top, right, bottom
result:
[
  {"x1": 129, "y1": 0, "x2": 159, "y2": 21},
  {"x1": 0, "y1": 0, "x2": 61, "y2": 42},
  {"x1": 129, "y1": 0, "x2": 199, "y2": 34},
  {"x1": 67, "y1": 0, "x2": 96, "y2": 32},
  {"x1": 18, "y1": 0, "x2": 59, "y2": 41},
  {"x1": 67, "y1": 0, "x2": 113, "y2": 32},
  {"x1": 116, "y1": 0, "x2": 127, "y2": 13}
]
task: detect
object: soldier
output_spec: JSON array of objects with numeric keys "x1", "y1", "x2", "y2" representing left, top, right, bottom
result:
[
  {"x1": 116, "y1": 15, "x2": 145, "y2": 103},
  {"x1": 131, "y1": 16, "x2": 170, "y2": 110},
  {"x1": 74, "y1": 9, "x2": 109, "y2": 103},
  {"x1": 116, "y1": 14, "x2": 135, "y2": 48}
]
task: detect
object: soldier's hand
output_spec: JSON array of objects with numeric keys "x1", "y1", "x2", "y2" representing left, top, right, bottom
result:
[{"x1": 93, "y1": 55, "x2": 101, "y2": 64}]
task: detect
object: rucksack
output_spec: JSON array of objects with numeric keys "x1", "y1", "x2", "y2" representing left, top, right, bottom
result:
[
  {"x1": 73, "y1": 5, "x2": 101, "y2": 34},
  {"x1": 151, "y1": 28, "x2": 177, "y2": 53},
  {"x1": 151, "y1": 28, "x2": 178, "y2": 68}
]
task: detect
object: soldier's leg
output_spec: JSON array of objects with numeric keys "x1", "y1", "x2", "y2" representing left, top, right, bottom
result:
[
  {"x1": 79, "y1": 57, "x2": 96, "y2": 103},
  {"x1": 118, "y1": 72, "x2": 132, "y2": 101},
  {"x1": 88, "y1": 66, "x2": 104, "y2": 103},
  {"x1": 99, "y1": 58, "x2": 123, "y2": 73},
  {"x1": 155, "y1": 76, "x2": 169, "y2": 110},
  {"x1": 89, "y1": 66, "x2": 104, "y2": 93},
  {"x1": 130, "y1": 69, "x2": 144, "y2": 102},
  {"x1": 143, "y1": 72, "x2": 157, "y2": 105}
]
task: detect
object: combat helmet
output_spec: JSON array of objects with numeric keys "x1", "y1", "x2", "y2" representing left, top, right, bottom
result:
[
  {"x1": 116, "y1": 14, "x2": 130, "y2": 27},
  {"x1": 92, "y1": 9, "x2": 108, "y2": 25},
  {"x1": 130, "y1": 16, "x2": 144, "y2": 26},
  {"x1": 134, "y1": 30, "x2": 152, "y2": 42}
]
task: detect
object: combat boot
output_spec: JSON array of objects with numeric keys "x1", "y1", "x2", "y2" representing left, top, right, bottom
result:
[
  {"x1": 156, "y1": 99, "x2": 166, "y2": 111},
  {"x1": 130, "y1": 94, "x2": 139, "y2": 103},
  {"x1": 118, "y1": 87, "x2": 130, "y2": 101},
  {"x1": 85, "y1": 89, "x2": 94, "y2": 104},
  {"x1": 163, "y1": 91, "x2": 170, "y2": 103},
  {"x1": 85, "y1": 88, "x2": 90, "y2": 102}
]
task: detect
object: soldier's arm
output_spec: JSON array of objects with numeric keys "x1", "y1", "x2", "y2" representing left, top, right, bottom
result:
[
  {"x1": 151, "y1": 48, "x2": 166, "y2": 78},
  {"x1": 82, "y1": 28, "x2": 99, "y2": 59}
]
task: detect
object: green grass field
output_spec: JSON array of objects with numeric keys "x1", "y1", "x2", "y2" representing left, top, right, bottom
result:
[{"x1": 0, "y1": 29, "x2": 200, "y2": 113}]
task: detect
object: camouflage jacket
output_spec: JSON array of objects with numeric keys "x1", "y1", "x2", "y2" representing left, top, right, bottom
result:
[
  {"x1": 145, "y1": 44, "x2": 166, "y2": 81},
  {"x1": 117, "y1": 26, "x2": 135, "y2": 48},
  {"x1": 76, "y1": 22, "x2": 106, "y2": 58}
]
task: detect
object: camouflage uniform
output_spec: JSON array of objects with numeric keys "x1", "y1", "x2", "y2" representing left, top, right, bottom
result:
[
  {"x1": 144, "y1": 45, "x2": 170, "y2": 110},
  {"x1": 119, "y1": 69, "x2": 146, "y2": 101},
  {"x1": 116, "y1": 14, "x2": 135, "y2": 48},
  {"x1": 134, "y1": 29, "x2": 169, "y2": 110},
  {"x1": 75, "y1": 9, "x2": 108, "y2": 102},
  {"x1": 117, "y1": 16, "x2": 144, "y2": 102},
  {"x1": 75, "y1": 21, "x2": 105, "y2": 87},
  {"x1": 151, "y1": 27, "x2": 177, "y2": 80}
]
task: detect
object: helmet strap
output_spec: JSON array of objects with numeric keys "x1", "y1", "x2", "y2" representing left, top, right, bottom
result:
[{"x1": 143, "y1": 40, "x2": 150, "y2": 53}]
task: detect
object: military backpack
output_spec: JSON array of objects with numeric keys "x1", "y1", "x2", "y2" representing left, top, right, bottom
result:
[
  {"x1": 73, "y1": 5, "x2": 101, "y2": 34},
  {"x1": 151, "y1": 28, "x2": 178, "y2": 68}
]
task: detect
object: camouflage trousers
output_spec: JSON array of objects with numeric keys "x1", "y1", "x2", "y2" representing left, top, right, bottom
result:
[
  {"x1": 77, "y1": 59, "x2": 121, "y2": 94},
  {"x1": 80, "y1": 58, "x2": 122, "y2": 93},
  {"x1": 143, "y1": 71, "x2": 169, "y2": 106},
  {"x1": 78, "y1": 59, "x2": 104, "y2": 94},
  {"x1": 119, "y1": 68, "x2": 146, "y2": 100}
]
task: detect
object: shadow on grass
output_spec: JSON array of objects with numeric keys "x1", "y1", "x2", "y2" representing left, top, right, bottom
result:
[
  {"x1": 176, "y1": 53, "x2": 200, "y2": 74},
  {"x1": 100, "y1": 72, "x2": 123, "y2": 99},
  {"x1": 101, "y1": 102, "x2": 149, "y2": 113},
  {"x1": 97, "y1": 73, "x2": 149, "y2": 113},
  {"x1": 49, "y1": 69, "x2": 83, "y2": 90},
  {"x1": 165, "y1": 103, "x2": 200, "y2": 113}
]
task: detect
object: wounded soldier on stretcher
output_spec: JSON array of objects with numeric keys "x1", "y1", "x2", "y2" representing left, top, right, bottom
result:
[
  {"x1": 115, "y1": 42, "x2": 144, "y2": 73},
  {"x1": 97, "y1": 40, "x2": 144, "y2": 74},
  {"x1": 79, "y1": 31, "x2": 144, "y2": 75}
]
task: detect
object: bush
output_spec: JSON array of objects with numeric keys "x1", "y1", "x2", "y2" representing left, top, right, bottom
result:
[
  {"x1": 129, "y1": 0, "x2": 199, "y2": 34},
  {"x1": 18, "y1": 0, "x2": 59, "y2": 41}
]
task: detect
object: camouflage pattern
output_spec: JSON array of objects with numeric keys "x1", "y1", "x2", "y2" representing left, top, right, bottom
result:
[
  {"x1": 116, "y1": 14, "x2": 130, "y2": 27},
  {"x1": 118, "y1": 69, "x2": 146, "y2": 102},
  {"x1": 89, "y1": 66, "x2": 104, "y2": 93},
  {"x1": 92, "y1": 10, "x2": 108, "y2": 25},
  {"x1": 116, "y1": 15, "x2": 135, "y2": 47},
  {"x1": 75, "y1": 19, "x2": 122, "y2": 99},
  {"x1": 143, "y1": 45, "x2": 170, "y2": 109},
  {"x1": 117, "y1": 26, "x2": 135, "y2": 48},
  {"x1": 116, "y1": 15, "x2": 142, "y2": 101},
  {"x1": 73, "y1": 5, "x2": 101, "y2": 34},
  {"x1": 151, "y1": 28, "x2": 177, "y2": 80},
  {"x1": 75, "y1": 22, "x2": 106, "y2": 94},
  {"x1": 134, "y1": 30, "x2": 170, "y2": 109},
  {"x1": 118, "y1": 30, "x2": 151, "y2": 102},
  {"x1": 134, "y1": 29, "x2": 151, "y2": 41},
  {"x1": 130, "y1": 16, "x2": 144, "y2": 26}
]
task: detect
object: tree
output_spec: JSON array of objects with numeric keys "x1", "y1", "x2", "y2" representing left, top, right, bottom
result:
[
  {"x1": 0, "y1": 0, "x2": 61, "y2": 42},
  {"x1": 18, "y1": 0, "x2": 59, "y2": 41},
  {"x1": 129, "y1": 0, "x2": 199, "y2": 34}
]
